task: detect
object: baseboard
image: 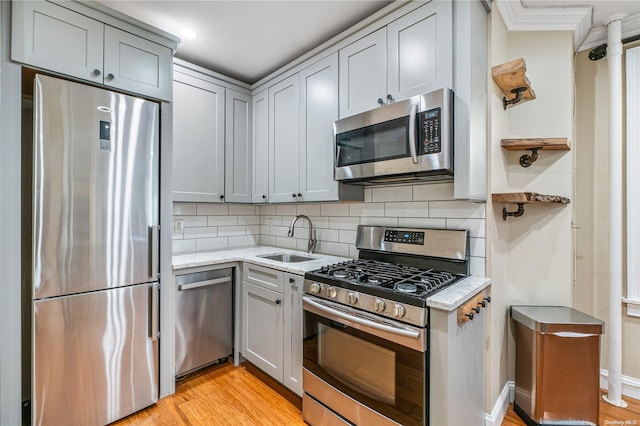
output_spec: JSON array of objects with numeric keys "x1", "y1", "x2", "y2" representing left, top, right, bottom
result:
[
  {"x1": 600, "y1": 369, "x2": 640, "y2": 400},
  {"x1": 485, "y1": 381, "x2": 515, "y2": 426}
]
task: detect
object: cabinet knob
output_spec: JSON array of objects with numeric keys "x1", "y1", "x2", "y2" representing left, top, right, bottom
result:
[
  {"x1": 106, "y1": 73, "x2": 115, "y2": 81},
  {"x1": 473, "y1": 307, "x2": 481, "y2": 314},
  {"x1": 484, "y1": 296, "x2": 492, "y2": 304},
  {"x1": 377, "y1": 98, "x2": 385, "y2": 106},
  {"x1": 292, "y1": 193, "x2": 297, "y2": 198},
  {"x1": 289, "y1": 278, "x2": 295, "y2": 283},
  {"x1": 220, "y1": 195, "x2": 224, "y2": 200},
  {"x1": 92, "y1": 69, "x2": 101, "y2": 77},
  {"x1": 297, "y1": 193, "x2": 302, "y2": 198},
  {"x1": 386, "y1": 94, "x2": 394, "y2": 103},
  {"x1": 275, "y1": 299, "x2": 282, "y2": 305},
  {"x1": 479, "y1": 300, "x2": 487, "y2": 308},
  {"x1": 466, "y1": 313, "x2": 474, "y2": 320},
  {"x1": 262, "y1": 195, "x2": 266, "y2": 199}
]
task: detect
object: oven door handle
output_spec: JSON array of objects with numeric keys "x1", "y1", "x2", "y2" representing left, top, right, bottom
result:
[
  {"x1": 409, "y1": 103, "x2": 419, "y2": 164},
  {"x1": 303, "y1": 296, "x2": 421, "y2": 339}
]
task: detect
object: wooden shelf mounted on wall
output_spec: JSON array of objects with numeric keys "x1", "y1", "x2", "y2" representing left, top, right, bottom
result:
[
  {"x1": 492, "y1": 58, "x2": 536, "y2": 110},
  {"x1": 492, "y1": 192, "x2": 570, "y2": 221},
  {"x1": 501, "y1": 137, "x2": 571, "y2": 167}
]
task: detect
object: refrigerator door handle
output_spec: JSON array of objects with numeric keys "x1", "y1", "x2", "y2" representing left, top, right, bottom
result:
[
  {"x1": 149, "y1": 225, "x2": 160, "y2": 279},
  {"x1": 150, "y1": 282, "x2": 160, "y2": 341}
]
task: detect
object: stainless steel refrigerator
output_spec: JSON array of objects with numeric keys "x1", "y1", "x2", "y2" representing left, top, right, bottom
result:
[{"x1": 27, "y1": 74, "x2": 160, "y2": 425}]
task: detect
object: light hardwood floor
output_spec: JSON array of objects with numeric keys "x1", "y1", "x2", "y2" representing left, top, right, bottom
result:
[
  {"x1": 113, "y1": 361, "x2": 640, "y2": 425},
  {"x1": 501, "y1": 390, "x2": 640, "y2": 425}
]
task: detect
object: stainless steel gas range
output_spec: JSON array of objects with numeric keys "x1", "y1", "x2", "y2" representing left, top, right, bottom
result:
[{"x1": 301, "y1": 225, "x2": 470, "y2": 426}]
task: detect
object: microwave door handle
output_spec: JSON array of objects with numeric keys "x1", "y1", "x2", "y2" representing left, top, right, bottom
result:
[{"x1": 409, "y1": 103, "x2": 419, "y2": 164}]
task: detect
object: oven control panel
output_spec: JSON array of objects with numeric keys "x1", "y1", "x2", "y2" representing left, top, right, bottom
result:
[{"x1": 384, "y1": 230, "x2": 424, "y2": 245}]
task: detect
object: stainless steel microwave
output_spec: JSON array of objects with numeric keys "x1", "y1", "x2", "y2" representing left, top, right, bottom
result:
[{"x1": 334, "y1": 88, "x2": 453, "y2": 185}]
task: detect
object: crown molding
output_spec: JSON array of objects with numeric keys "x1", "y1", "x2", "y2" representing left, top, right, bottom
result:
[
  {"x1": 579, "y1": 13, "x2": 640, "y2": 52},
  {"x1": 495, "y1": 0, "x2": 592, "y2": 50}
]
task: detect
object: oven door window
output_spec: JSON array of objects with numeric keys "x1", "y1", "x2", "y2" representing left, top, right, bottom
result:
[
  {"x1": 336, "y1": 116, "x2": 411, "y2": 166},
  {"x1": 304, "y1": 310, "x2": 426, "y2": 426}
]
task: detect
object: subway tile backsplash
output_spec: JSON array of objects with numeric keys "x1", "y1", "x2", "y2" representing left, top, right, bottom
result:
[{"x1": 172, "y1": 182, "x2": 487, "y2": 276}]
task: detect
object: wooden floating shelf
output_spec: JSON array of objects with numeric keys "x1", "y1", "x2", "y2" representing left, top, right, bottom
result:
[
  {"x1": 492, "y1": 192, "x2": 570, "y2": 221},
  {"x1": 501, "y1": 138, "x2": 571, "y2": 167},
  {"x1": 501, "y1": 138, "x2": 570, "y2": 151},
  {"x1": 492, "y1": 58, "x2": 536, "y2": 109}
]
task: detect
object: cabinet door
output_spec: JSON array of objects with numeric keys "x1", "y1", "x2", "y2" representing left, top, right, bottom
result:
[
  {"x1": 252, "y1": 90, "x2": 269, "y2": 203},
  {"x1": 241, "y1": 281, "x2": 283, "y2": 382},
  {"x1": 299, "y1": 53, "x2": 339, "y2": 202},
  {"x1": 268, "y1": 75, "x2": 300, "y2": 203},
  {"x1": 387, "y1": 1, "x2": 453, "y2": 100},
  {"x1": 338, "y1": 28, "x2": 387, "y2": 118},
  {"x1": 103, "y1": 26, "x2": 172, "y2": 101},
  {"x1": 172, "y1": 72, "x2": 225, "y2": 202},
  {"x1": 11, "y1": 1, "x2": 104, "y2": 84},
  {"x1": 225, "y1": 89, "x2": 252, "y2": 203},
  {"x1": 283, "y1": 274, "x2": 304, "y2": 396}
]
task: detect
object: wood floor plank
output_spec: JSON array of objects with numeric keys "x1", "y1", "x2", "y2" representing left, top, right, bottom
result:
[{"x1": 111, "y1": 362, "x2": 304, "y2": 426}]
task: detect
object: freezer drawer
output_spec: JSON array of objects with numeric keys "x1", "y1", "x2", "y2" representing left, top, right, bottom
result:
[
  {"x1": 175, "y1": 268, "x2": 233, "y2": 377},
  {"x1": 33, "y1": 283, "x2": 159, "y2": 426}
]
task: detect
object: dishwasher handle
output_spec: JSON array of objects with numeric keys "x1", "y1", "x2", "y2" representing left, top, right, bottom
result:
[{"x1": 178, "y1": 277, "x2": 232, "y2": 291}]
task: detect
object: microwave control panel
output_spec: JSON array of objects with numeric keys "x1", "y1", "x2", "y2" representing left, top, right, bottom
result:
[{"x1": 418, "y1": 107, "x2": 441, "y2": 155}]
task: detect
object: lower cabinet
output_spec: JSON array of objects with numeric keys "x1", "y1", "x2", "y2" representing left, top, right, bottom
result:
[{"x1": 241, "y1": 263, "x2": 304, "y2": 396}]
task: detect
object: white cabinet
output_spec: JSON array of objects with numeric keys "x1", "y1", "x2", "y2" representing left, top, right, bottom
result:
[
  {"x1": 268, "y1": 75, "x2": 300, "y2": 203},
  {"x1": 225, "y1": 89, "x2": 252, "y2": 203},
  {"x1": 283, "y1": 273, "x2": 303, "y2": 396},
  {"x1": 241, "y1": 264, "x2": 303, "y2": 396},
  {"x1": 242, "y1": 281, "x2": 284, "y2": 381},
  {"x1": 339, "y1": 28, "x2": 387, "y2": 118},
  {"x1": 299, "y1": 53, "x2": 340, "y2": 202},
  {"x1": 12, "y1": 0, "x2": 172, "y2": 101},
  {"x1": 339, "y1": 1, "x2": 452, "y2": 118},
  {"x1": 252, "y1": 90, "x2": 269, "y2": 203},
  {"x1": 172, "y1": 71, "x2": 226, "y2": 203}
]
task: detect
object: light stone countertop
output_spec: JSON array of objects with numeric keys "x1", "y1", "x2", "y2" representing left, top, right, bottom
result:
[{"x1": 172, "y1": 245, "x2": 491, "y2": 312}]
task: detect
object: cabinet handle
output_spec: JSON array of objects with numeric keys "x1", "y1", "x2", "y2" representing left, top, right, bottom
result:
[
  {"x1": 377, "y1": 98, "x2": 385, "y2": 106},
  {"x1": 289, "y1": 278, "x2": 295, "y2": 283},
  {"x1": 92, "y1": 69, "x2": 101, "y2": 77},
  {"x1": 106, "y1": 73, "x2": 115, "y2": 81},
  {"x1": 275, "y1": 299, "x2": 282, "y2": 305}
]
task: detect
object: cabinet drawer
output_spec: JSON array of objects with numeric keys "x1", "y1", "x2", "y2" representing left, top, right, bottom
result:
[{"x1": 243, "y1": 263, "x2": 284, "y2": 293}]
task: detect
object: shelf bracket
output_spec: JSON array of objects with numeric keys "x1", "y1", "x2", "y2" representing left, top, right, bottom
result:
[
  {"x1": 519, "y1": 148, "x2": 540, "y2": 167},
  {"x1": 503, "y1": 203, "x2": 525, "y2": 221},
  {"x1": 503, "y1": 87, "x2": 528, "y2": 110}
]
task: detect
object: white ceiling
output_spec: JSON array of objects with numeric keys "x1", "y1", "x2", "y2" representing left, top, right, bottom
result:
[
  {"x1": 96, "y1": 0, "x2": 640, "y2": 85},
  {"x1": 97, "y1": 0, "x2": 392, "y2": 84}
]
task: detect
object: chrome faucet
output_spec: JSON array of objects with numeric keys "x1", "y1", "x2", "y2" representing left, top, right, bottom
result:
[{"x1": 287, "y1": 215, "x2": 317, "y2": 254}]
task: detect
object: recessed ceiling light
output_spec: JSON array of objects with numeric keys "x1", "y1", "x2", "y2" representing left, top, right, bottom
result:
[{"x1": 180, "y1": 28, "x2": 197, "y2": 40}]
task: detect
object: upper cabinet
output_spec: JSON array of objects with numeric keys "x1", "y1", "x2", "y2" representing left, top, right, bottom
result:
[
  {"x1": 11, "y1": 0, "x2": 174, "y2": 101},
  {"x1": 268, "y1": 75, "x2": 301, "y2": 203},
  {"x1": 172, "y1": 71, "x2": 226, "y2": 203},
  {"x1": 339, "y1": 1, "x2": 452, "y2": 118},
  {"x1": 225, "y1": 89, "x2": 253, "y2": 203},
  {"x1": 252, "y1": 90, "x2": 270, "y2": 203}
]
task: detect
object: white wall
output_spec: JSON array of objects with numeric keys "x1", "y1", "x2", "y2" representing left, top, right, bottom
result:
[
  {"x1": 575, "y1": 42, "x2": 640, "y2": 383},
  {"x1": 487, "y1": 11, "x2": 575, "y2": 415}
]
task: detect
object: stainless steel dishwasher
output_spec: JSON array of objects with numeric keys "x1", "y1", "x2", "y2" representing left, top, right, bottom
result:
[{"x1": 175, "y1": 268, "x2": 233, "y2": 377}]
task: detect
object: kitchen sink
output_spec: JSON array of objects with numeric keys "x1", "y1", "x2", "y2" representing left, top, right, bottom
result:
[{"x1": 258, "y1": 253, "x2": 315, "y2": 263}]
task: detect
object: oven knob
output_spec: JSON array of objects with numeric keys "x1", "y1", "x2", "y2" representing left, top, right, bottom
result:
[
  {"x1": 346, "y1": 292, "x2": 358, "y2": 304},
  {"x1": 327, "y1": 286, "x2": 337, "y2": 298},
  {"x1": 393, "y1": 303, "x2": 406, "y2": 318},
  {"x1": 309, "y1": 283, "x2": 321, "y2": 294},
  {"x1": 373, "y1": 299, "x2": 386, "y2": 312}
]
